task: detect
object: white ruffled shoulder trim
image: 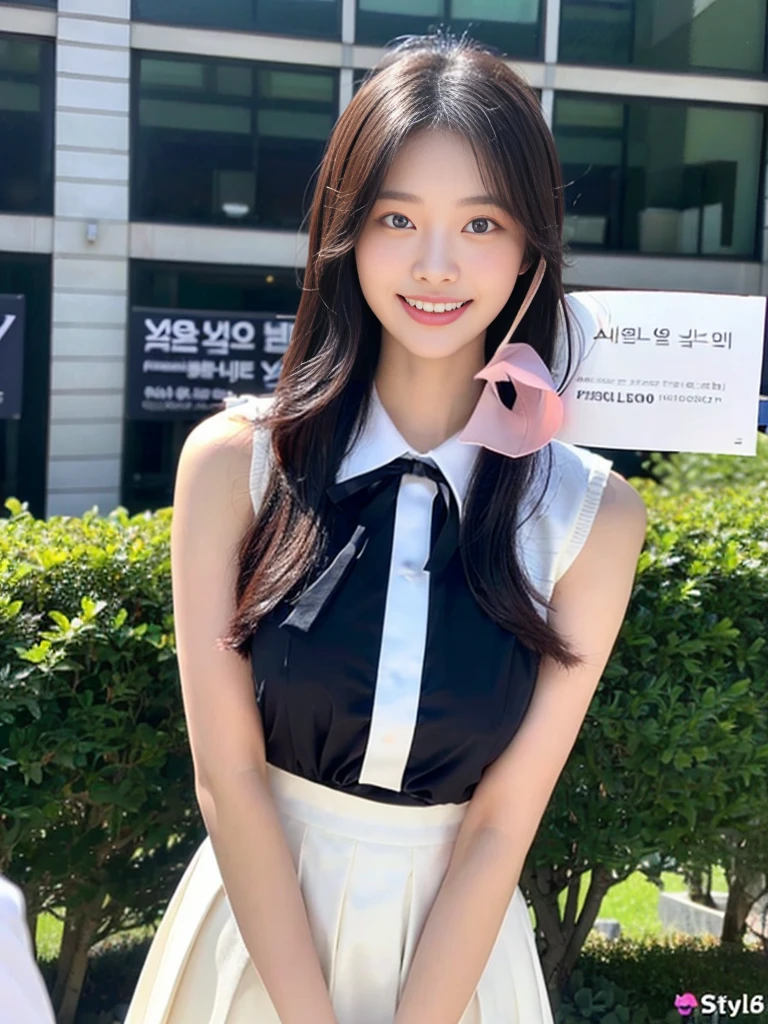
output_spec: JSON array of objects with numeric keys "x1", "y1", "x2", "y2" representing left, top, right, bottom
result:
[
  {"x1": 517, "y1": 440, "x2": 613, "y2": 619},
  {"x1": 222, "y1": 392, "x2": 276, "y2": 514}
]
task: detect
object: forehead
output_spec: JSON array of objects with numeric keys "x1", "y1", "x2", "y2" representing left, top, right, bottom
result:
[
  {"x1": 382, "y1": 129, "x2": 484, "y2": 185},
  {"x1": 376, "y1": 129, "x2": 508, "y2": 212}
]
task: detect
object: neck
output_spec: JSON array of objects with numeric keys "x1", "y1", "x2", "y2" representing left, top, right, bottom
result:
[{"x1": 373, "y1": 340, "x2": 485, "y2": 453}]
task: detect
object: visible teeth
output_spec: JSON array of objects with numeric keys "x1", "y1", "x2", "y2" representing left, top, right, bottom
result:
[{"x1": 404, "y1": 298, "x2": 467, "y2": 313}]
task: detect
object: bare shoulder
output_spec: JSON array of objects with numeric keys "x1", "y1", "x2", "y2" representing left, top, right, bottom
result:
[
  {"x1": 175, "y1": 405, "x2": 257, "y2": 523},
  {"x1": 182, "y1": 403, "x2": 256, "y2": 459},
  {"x1": 598, "y1": 470, "x2": 648, "y2": 537}
]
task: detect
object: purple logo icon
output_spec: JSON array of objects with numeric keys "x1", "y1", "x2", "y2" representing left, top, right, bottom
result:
[{"x1": 675, "y1": 992, "x2": 699, "y2": 1016}]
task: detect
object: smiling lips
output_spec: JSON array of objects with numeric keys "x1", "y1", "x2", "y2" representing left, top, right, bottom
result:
[
  {"x1": 402, "y1": 295, "x2": 470, "y2": 309},
  {"x1": 397, "y1": 294, "x2": 473, "y2": 325}
]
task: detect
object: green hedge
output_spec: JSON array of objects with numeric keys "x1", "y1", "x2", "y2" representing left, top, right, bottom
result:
[
  {"x1": 557, "y1": 934, "x2": 768, "y2": 1024},
  {"x1": 644, "y1": 431, "x2": 768, "y2": 492},
  {"x1": 526, "y1": 471, "x2": 768, "y2": 992},
  {"x1": 0, "y1": 499, "x2": 203, "y2": 1024},
  {"x1": 1, "y1": 457, "x2": 767, "y2": 1019}
]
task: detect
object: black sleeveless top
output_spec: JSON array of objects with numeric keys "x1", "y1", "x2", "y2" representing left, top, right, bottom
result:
[{"x1": 249, "y1": 387, "x2": 541, "y2": 807}]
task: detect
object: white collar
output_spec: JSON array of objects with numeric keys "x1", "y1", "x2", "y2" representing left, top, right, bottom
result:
[{"x1": 336, "y1": 384, "x2": 479, "y2": 515}]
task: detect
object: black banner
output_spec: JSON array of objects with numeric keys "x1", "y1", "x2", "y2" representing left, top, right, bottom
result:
[
  {"x1": 127, "y1": 307, "x2": 295, "y2": 420},
  {"x1": 0, "y1": 294, "x2": 25, "y2": 420}
]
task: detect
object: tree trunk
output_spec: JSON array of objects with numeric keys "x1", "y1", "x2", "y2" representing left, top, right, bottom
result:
[
  {"x1": 722, "y1": 865, "x2": 764, "y2": 946},
  {"x1": 704, "y1": 864, "x2": 713, "y2": 903},
  {"x1": 51, "y1": 907, "x2": 79, "y2": 1011},
  {"x1": 26, "y1": 907, "x2": 38, "y2": 960},
  {"x1": 684, "y1": 866, "x2": 705, "y2": 904},
  {"x1": 557, "y1": 865, "x2": 612, "y2": 985},
  {"x1": 522, "y1": 863, "x2": 613, "y2": 1009},
  {"x1": 51, "y1": 895, "x2": 103, "y2": 1024}
]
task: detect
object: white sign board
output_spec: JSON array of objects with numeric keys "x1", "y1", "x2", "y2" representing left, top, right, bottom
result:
[{"x1": 556, "y1": 291, "x2": 766, "y2": 455}]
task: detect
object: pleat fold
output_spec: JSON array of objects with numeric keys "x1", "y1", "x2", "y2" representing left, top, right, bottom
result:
[{"x1": 330, "y1": 838, "x2": 413, "y2": 1024}]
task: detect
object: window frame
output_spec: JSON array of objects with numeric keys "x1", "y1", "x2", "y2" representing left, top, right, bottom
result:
[
  {"x1": 558, "y1": 0, "x2": 768, "y2": 79},
  {"x1": 354, "y1": 0, "x2": 544, "y2": 61},
  {"x1": 0, "y1": 31, "x2": 56, "y2": 217},
  {"x1": 130, "y1": 0, "x2": 342, "y2": 42},
  {"x1": 553, "y1": 90, "x2": 767, "y2": 261},
  {"x1": 129, "y1": 49, "x2": 339, "y2": 230}
]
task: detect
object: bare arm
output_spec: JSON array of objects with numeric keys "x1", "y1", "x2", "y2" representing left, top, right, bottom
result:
[
  {"x1": 395, "y1": 472, "x2": 648, "y2": 1024},
  {"x1": 172, "y1": 408, "x2": 338, "y2": 1024}
]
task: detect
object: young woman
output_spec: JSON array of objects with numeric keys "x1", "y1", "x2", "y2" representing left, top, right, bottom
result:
[{"x1": 125, "y1": 30, "x2": 647, "y2": 1024}]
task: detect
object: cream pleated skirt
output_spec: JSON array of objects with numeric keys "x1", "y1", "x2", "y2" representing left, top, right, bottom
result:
[{"x1": 124, "y1": 763, "x2": 554, "y2": 1024}]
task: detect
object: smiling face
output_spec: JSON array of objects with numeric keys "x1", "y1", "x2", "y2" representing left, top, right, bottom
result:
[{"x1": 354, "y1": 128, "x2": 530, "y2": 372}]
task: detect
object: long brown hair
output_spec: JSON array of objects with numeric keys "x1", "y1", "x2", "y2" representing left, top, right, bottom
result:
[{"x1": 219, "y1": 29, "x2": 583, "y2": 668}]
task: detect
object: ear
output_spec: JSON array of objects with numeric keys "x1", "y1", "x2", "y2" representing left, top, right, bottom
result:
[{"x1": 518, "y1": 258, "x2": 532, "y2": 276}]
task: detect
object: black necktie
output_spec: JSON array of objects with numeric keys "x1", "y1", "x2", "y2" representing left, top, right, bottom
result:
[{"x1": 281, "y1": 456, "x2": 460, "y2": 633}]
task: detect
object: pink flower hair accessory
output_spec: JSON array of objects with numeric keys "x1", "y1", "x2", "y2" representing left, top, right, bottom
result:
[{"x1": 459, "y1": 256, "x2": 564, "y2": 459}]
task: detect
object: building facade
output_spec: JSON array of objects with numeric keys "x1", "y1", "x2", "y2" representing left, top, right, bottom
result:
[{"x1": 0, "y1": 0, "x2": 766, "y2": 518}]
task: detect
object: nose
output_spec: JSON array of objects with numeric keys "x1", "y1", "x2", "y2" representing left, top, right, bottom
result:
[{"x1": 412, "y1": 229, "x2": 460, "y2": 285}]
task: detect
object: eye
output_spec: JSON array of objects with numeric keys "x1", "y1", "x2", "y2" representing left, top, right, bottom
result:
[
  {"x1": 465, "y1": 217, "x2": 501, "y2": 234},
  {"x1": 381, "y1": 213, "x2": 413, "y2": 230}
]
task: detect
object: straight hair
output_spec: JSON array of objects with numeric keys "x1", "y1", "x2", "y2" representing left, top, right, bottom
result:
[{"x1": 219, "y1": 29, "x2": 583, "y2": 669}]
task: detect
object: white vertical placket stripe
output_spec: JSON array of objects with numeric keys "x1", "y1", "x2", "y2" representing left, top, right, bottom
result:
[{"x1": 358, "y1": 474, "x2": 436, "y2": 791}]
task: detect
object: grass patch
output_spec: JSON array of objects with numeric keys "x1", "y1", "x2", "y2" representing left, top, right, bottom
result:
[
  {"x1": 528, "y1": 868, "x2": 729, "y2": 938},
  {"x1": 36, "y1": 911, "x2": 156, "y2": 965},
  {"x1": 36, "y1": 910, "x2": 64, "y2": 962}
]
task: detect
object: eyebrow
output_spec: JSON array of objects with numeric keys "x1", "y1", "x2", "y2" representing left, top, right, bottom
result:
[{"x1": 375, "y1": 189, "x2": 506, "y2": 208}]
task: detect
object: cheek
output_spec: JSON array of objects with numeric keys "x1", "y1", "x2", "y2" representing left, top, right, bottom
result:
[
  {"x1": 355, "y1": 235, "x2": 400, "y2": 298},
  {"x1": 473, "y1": 243, "x2": 522, "y2": 289}
]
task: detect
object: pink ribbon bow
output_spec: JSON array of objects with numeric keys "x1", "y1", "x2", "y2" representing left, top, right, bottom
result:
[{"x1": 459, "y1": 257, "x2": 564, "y2": 459}]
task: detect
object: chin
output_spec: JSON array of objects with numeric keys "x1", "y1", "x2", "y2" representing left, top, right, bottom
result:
[{"x1": 390, "y1": 338, "x2": 475, "y2": 362}]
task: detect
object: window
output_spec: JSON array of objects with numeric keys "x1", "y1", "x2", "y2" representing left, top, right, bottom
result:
[
  {"x1": 355, "y1": 0, "x2": 542, "y2": 60},
  {"x1": 0, "y1": 253, "x2": 52, "y2": 521},
  {"x1": 123, "y1": 260, "x2": 303, "y2": 513},
  {"x1": 554, "y1": 94, "x2": 764, "y2": 258},
  {"x1": 132, "y1": 0, "x2": 341, "y2": 40},
  {"x1": 131, "y1": 53, "x2": 338, "y2": 229},
  {"x1": 0, "y1": 34, "x2": 55, "y2": 215},
  {"x1": 560, "y1": 0, "x2": 767, "y2": 75}
]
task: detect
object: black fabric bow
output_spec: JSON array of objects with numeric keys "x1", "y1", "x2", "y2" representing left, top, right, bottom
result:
[{"x1": 281, "y1": 456, "x2": 460, "y2": 633}]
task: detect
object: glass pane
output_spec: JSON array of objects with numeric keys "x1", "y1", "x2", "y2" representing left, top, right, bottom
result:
[
  {"x1": 0, "y1": 253, "x2": 52, "y2": 521},
  {"x1": 217, "y1": 65, "x2": 253, "y2": 97},
  {"x1": 139, "y1": 98, "x2": 252, "y2": 133},
  {"x1": 0, "y1": 83, "x2": 40, "y2": 113},
  {"x1": 356, "y1": 0, "x2": 542, "y2": 58},
  {"x1": 359, "y1": 0, "x2": 440, "y2": 13},
  {"x1": 257, "y1": 108, "x2": 333, "y2": 139},
  {"x1": 0, "y1": 34, "x2": 54, "y2": 215},
  {"x1": 259, "y1": 69, "x2": 334, "y2": 102},
  {"x1": 0, "y1": 37, "x2": 41, "y2": 74},
  {"x1": 556, "y1": 97, "x2": 624, "y2": 129},
  {"x1": 554, "y1": 93, "x2": 763, "y2": 258},
  {"x1": 131, "y1": 0, "x2": 341, "y2": 40},
  {"x1": 140, "y1": 58, "x2": 206, "y2": 89},
  {"x1": 132, "y1": 51, "x2": 337, "y2": 229},
  {"x1": 560, "y1": 0, "x2": 767, "y2": 75},
  {"x1": 452, "y1": 0, "x2": 538, "y2": 22}
]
